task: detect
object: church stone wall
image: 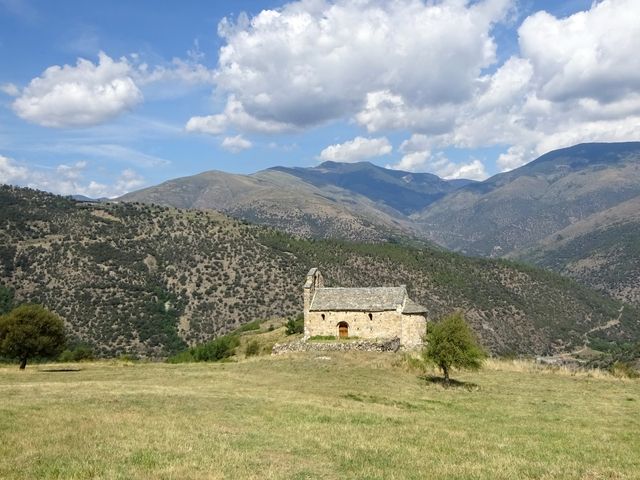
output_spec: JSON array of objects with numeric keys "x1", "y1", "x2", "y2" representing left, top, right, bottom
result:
[
  {"x1": 401, "y1": 314, "x2": 427, "y2": 349},
  {"x1": 305, "y1": 310, "x2": 403, "y2": 340}
]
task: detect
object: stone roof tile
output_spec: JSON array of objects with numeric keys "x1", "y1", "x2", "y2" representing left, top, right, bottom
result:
[
  {"x1": 309, "y1": 286, "x2": 407, "y2": 312},
  {"x1": 402, "y1": 298, "x2": 427, "y2": 314}
]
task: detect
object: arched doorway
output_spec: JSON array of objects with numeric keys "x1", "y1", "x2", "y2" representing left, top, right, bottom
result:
[{"x1": 337, "y1": 321, "x2": 349, "y2": 338}]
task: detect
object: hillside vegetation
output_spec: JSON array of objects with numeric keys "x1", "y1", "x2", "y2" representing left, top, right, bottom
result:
[
  {"x1": 116, "y1": 143, "x2": 640, "y2": 310},
  {"x1": 515, "y1": 196, "x2": 640, "y2": 307},
  {"x1": 1, "y1": 185, "x2": 639, "y2": 357},
  {"x1": 0, "y1": 354, "x2": 638, "y2": 479}
]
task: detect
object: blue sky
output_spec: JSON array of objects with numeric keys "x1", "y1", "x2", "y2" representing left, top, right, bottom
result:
[{"x1": 1, "y1": 0, "x2": 638, "y2": 197}]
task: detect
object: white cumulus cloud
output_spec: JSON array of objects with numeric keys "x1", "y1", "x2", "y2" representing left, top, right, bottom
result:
[
  {"x1": 319, "y1": 136, "x2": 392, "y2": 163},
  {"x1": 13, "y1": 52, "x2": 142, "y2": 128},
  {"x1": 519, "y1": 0, "x2": 640, "y2": 104},
  {"x1": 221, "y1": 134, "x2": 252, "y2": 153},
  {"x1": 389, "y1": 151, "x2": 488, "y2": 180},
  {"x1": 199, "y1": 0, "x2": 511, "y2": 135}
]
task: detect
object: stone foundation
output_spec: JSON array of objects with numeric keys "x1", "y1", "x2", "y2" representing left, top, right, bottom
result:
[{"x1": 272, "y1": 337, "x2": 401, "y2": 355}]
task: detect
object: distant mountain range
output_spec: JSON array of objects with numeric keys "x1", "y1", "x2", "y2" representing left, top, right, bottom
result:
[
  {"x1": 119, "y1": 160, "x2": 475, "y2": 242},
  {"x1": 415, "y1": 142, "x2": 640, "y2": 306},
  {"x1": 416, "y1": 142, "x2": 640, "y2": 257},
  {"x1": 118, "y1": 142, "x2": 640, "y2": 306}
]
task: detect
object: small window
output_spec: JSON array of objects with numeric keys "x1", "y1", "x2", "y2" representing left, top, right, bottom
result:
[
  {"x1": 368, "y1": 313, "x2": 373, "y2": 321},
  {"x1": 321, "y1": 314, "x2": 325, "y2": 320}
]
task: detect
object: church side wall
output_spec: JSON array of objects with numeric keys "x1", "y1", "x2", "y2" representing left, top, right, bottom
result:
[
  {"x1": 305, "y1": 311, "x2": 403, "y2": 341},
  {"x1": 401, "y1": 314, "x2": 427, "y2": 349}
]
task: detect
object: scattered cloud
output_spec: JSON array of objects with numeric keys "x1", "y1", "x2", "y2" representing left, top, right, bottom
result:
[
  {"x1": 137, "y1": 57, "x2": 215, "y2": 86},
  {"x1": 204, "y1": 0, "x2": 640, "y2": 174},
  {"x1": 0, "y1": 154, "x2": 29, "y2": 183},
  {"x1": 221, "y1": 134, "x2": 252, "y2": 153},
  {"x1": 185, "y1": 95, "x2": 296, "y2": 135},
  {"x1": 10, "y1": 47, "x2": 216, "y2": 129},
  {"x1": 185, "y1": 114, "x2": 226, "y2": 135},
  {"x1": 13, "y1": 52, "x2": 142, "y2": 128},
  {"x1": 114, "y1": 168, "x2": 145, "y2": 192},
  {"x1": 519, "y1": 0, "x2": 640, "y2": 104},
  {"x1": 388, "y1": 134, "x2": 488, "y2": 180},
  {"x1": 389, "y1": 151, "x2": 488, "y2": 180},
  {"x1": 496, "y1": 145, "x2": 536, "y2": 171},
  {"x1": 0, "y1": 155, "x2": 145, "y2": 197},
  {"x1": 0, "y1": 83, "x2": 19, "y2": 96},
  {"x1": 319, "y1": 136, "x2": 391, "y2": 163}
]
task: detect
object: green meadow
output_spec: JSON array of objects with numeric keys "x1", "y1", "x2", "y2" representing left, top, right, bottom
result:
[{"x1": 1, "y1": 352, "x2": 638, "y2": 480}]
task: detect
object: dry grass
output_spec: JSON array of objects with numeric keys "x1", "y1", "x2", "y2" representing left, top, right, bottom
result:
[
  {"x1": 483, "y1": 358, "x2": 618, "y2": 379},
  {"x1": 0, "y1": 354, "x2": 639, "y2": 479}
]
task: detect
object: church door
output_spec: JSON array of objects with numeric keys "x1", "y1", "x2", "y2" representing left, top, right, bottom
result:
[{"x1": 338, "y1": 321, "x2": 349, "y2": 338}]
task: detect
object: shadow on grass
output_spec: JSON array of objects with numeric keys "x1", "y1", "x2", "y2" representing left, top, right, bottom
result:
[
  {"x1": 421, "y1": 375, "x2": 479, "y2": 391},
  {"x1": 39, "y1": 368, "x2": 82, "y2": 373}
]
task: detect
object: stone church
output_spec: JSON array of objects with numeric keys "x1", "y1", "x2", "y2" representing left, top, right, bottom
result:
[{"x1": 303, "y1": 268, "x2": 427, "y2": 349}]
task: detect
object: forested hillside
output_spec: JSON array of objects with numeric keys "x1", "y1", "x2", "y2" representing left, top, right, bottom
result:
[{"x1": 1, "y1": 185, "x2": 638, "y2": 357}]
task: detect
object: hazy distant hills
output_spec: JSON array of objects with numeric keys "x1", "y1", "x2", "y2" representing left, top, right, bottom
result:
[
  {"x1": 416, "y1": 142, "x2": 640, "y2": 257},
  {"x1": 2, "y1": 185, "x2": 639, "y2": 357},
  {"x1": 118, "y1": 161, "x2": 474, "y2": 242},
  {"x1": 270, "y1": 161, "x2": 476, "y2": 215}
]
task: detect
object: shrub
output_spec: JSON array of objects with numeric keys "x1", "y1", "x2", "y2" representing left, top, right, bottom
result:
[
  {"x1": 58, "y1": 345, "x2": 95, "y2": 362},
  {"x1": 192, "y1": 335, "x2": 240, "y2": 362},
  {"x1": 168, "y1": 334, "x2": 241, "y2": 363},
  {"x1": 285, "y1": 314, "x2": 304, "y2": 335},
  {"x1": 610, "y1": 361, "x2": 639, "y2": 379},
  {"x1": 245, "y1": 340, "x2": 260, "y2": 357}
]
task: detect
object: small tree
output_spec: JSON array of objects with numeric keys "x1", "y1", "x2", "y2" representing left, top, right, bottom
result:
[
  {"x1": 285, "y1": 314, "x2": 304, "y2": 335},
  {"x1": 0, "y1": 304, "x2": 66, "y2": 369},
  {"x1": 423, "y1": 311, "x2": 485, "y2": 384}
]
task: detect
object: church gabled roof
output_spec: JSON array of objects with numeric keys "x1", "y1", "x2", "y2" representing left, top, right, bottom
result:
[
  {"x1": 310, "y1": 286, "x2": 405, "y2": 312},
  {"x1": 309, "y1": 286, "x2": 425, "y2": 314},
  {"x1": 401, "y1": 297, "x2": 428, "y2": 314}
]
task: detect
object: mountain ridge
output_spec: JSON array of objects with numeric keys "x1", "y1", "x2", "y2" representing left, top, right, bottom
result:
[{"x1": 107, "y1": 141, "x2": 640, "y2": 309}]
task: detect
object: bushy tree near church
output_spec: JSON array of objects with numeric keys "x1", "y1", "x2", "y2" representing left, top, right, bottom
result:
[{"x1": 423, "y1": 311, "x2": 485, "y2": 384}]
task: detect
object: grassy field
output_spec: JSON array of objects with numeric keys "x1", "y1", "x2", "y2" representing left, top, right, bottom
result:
[{"x1": 1, "y1": 353, "x2": 639, "y2": 480}]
